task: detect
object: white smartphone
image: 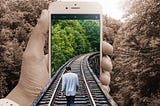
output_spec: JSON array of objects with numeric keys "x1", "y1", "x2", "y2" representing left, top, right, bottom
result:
[{"x1": 49, "y1": 1, "x2": 102, "y2": 76}]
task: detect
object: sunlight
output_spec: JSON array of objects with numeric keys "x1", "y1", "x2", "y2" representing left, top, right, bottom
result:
[{"x1": 97, "y1": 0, "x2": 125, "y2": 20}]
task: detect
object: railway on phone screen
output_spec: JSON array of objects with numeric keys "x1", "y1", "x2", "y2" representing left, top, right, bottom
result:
[{"x1": 31, "y1": 53, "x2": 117, "y2": 106}]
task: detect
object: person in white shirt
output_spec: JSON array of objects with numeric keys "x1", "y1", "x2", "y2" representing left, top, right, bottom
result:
[{"x1": 61, "y1": 66, "x2": 79, "y2": 106}]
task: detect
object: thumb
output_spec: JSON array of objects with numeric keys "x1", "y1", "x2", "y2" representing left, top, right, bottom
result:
[
  {"x1": 24, "y1": 10, "x2": 49, "y2": 60},
  {"x1": 44, "y1": 54, "x2": 51, "y2": 79}
]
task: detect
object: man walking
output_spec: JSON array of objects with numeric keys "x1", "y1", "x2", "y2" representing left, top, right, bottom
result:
[{"x1": 61, "y1": 66, "x2": 79, "y2": 106}]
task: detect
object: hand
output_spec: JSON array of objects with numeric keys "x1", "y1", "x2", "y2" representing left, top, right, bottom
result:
[
  {"x1": 5, "y1": 10, "x2": 50, "y2": 106},
  {"x1": 100, "y1": 41, "x2": 113, "y2": 92}
]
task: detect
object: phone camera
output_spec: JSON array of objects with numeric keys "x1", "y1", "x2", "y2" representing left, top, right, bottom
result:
[
  {"x1": 65, "y1": 7, "x2": 68, "y2": 9},
  {"x1": 74, "y1": 4, "x2": 77, "y2": 6}
]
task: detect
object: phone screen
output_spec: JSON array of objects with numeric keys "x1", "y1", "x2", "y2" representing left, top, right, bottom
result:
[{"x1": 51, "y1": 14, "x2": 100, "y2": 75}]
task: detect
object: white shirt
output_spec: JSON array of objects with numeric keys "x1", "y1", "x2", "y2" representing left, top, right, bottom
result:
[{"x1": 62, "y1": 72, "x2": 79, "y2": 96}]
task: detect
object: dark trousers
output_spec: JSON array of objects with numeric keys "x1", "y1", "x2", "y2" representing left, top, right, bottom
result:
[{"x1": 66, "y1": 96, "x2": 75, "y2": 106}]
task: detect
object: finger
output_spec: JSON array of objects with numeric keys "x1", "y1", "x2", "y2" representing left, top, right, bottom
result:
[
  {"x1": 102, "y1": 41, "x2": 113, "y2": 56},
  {"x1": 24, "y1": 10, "x2": 49, "y2": 59},
  {"x1": 44, "y1": 54, "x2": 51, "y2": 79},
  {"x1": 101, "y1": 56, "x2": 113, "y2": 72},
  {"x1": 100, "y1": 71, "x2": 110, "y2": 85},
  {"x1": 102, "y1": 85, "x2": 110, "y2": 92}
]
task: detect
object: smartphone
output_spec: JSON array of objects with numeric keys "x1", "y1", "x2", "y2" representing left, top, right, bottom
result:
[{"x1": 49, "y1": 1, "x2": 102, "y2": 76}]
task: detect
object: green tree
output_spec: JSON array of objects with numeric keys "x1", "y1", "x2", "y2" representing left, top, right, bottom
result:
[
  {"x1": 80, "y1": 20, "x2": 100, "y2": 51},
  {"x1": 51, "y1": 20, "x2": 91, "y2": 73},
  {"x1": 51, "y1": 25, "x2": 74, "y2": 73}
]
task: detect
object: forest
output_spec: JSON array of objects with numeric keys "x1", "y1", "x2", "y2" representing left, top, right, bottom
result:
[
  {"x1": 51, "y1": 20, "x2": 100, "y2": 74},
  {"x1": 110, "y1": 0, "x2": 160, "y2": 105},
  {"x1": 0, "y1": 0, "x2": 159, "y2": 106}
]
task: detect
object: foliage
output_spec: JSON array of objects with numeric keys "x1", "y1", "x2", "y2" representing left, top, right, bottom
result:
[
  {"x1": 51, "y1": 20, "x2": 99, "y2": 73},
  {"x1": 111, "y1": 0, "x2": 160, "y2": 105},
  {"x1": 80, "y1": 20, "x2": 100, "y2": 51},
  {"x1": 103, "y1": 16, "x2": 122, "y2": 44}
]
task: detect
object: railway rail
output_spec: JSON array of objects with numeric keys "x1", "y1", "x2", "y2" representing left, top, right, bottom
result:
[{"x1": 31, "y1": 53, "x2": 117, "y2": 106}]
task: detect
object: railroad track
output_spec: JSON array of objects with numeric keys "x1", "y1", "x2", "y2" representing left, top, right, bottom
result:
[{"x1": 31, "y1": 53, "x2": 115, "y2": 106}]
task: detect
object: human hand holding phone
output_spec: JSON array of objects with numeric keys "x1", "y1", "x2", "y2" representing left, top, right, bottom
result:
[
  {"x1": 100, "y1": 41, "x2": 113, "y2": 92},
  {"x1": 49, "y1": 1, "x2": 112, "y2": 93},
  {"x1": 2, "y1": 9, "x2": 112, "y2": 106},
  {"x1": 4, "y1": 10, "x2": 50, "y2": 106}
]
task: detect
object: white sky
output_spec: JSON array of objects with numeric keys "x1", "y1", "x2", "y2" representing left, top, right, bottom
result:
[{"x1": 59, "y1": 0, "x2": 125, "y2": 20}]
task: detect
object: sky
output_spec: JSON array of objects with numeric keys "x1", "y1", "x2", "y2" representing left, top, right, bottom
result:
[
  {"x1": 59, "y1": 0, "x2": 125, "y2": 21},
  {"x1": 96, "y1": 0, "x2": 125, "y2": 20}
]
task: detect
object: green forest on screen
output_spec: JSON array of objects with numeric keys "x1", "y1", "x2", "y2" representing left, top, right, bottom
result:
[{"x1": 51, "y1": 20, "x2": 100, "y2": 74}]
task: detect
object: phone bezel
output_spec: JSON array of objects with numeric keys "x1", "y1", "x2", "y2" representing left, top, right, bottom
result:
[{"x1": 49, "y1": 1, "x2": 102, "y2": 76}]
